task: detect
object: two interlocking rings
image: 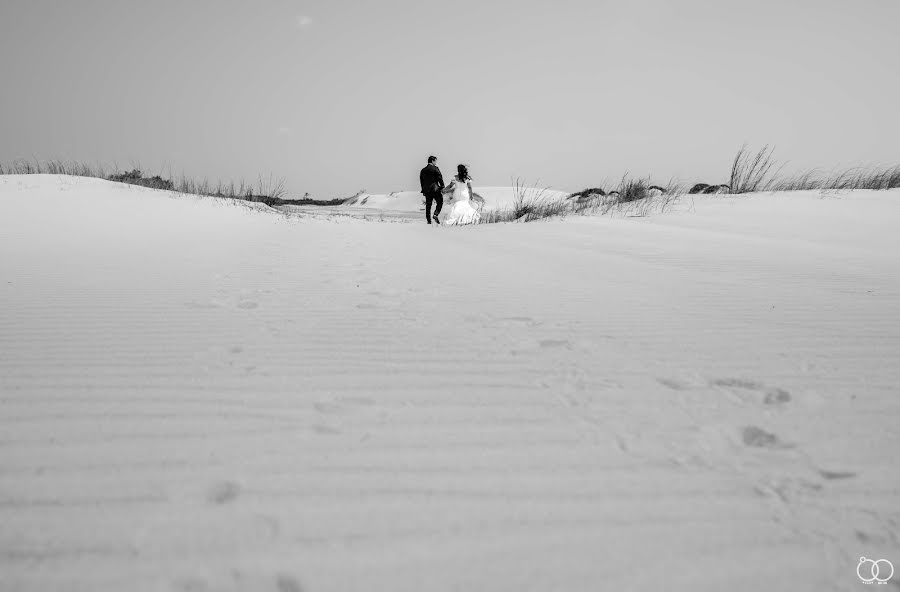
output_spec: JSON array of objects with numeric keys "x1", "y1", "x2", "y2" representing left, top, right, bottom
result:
[{"x1": 857, "y1": 557, "x2": 894, "y2": 583}]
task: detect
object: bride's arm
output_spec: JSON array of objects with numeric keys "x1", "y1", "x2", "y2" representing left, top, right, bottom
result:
[{"x1": 442, "y1": 180, "x2": 456, "y2": 194}]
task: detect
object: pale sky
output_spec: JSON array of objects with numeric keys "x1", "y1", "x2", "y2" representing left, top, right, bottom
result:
[{"x1": 1, "y1": 0, "x2": 898, "y2": 198}]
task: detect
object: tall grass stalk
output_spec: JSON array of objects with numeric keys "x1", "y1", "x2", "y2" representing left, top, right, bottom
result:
[{"x1": 729, "y1": 144, "x2": 781, "y2": 193}]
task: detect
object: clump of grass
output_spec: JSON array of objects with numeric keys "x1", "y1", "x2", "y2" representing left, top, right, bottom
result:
[
  {"x1": 174, "y1": 173, "x2": 286, "y2": 202},
  {"x1": 616, "y1": 177, "x2": 652, "y2": 203},
  {"x1": 729, "y1": 144, "x2": 781, "y2": 193},
  {"x1": 478, "y1": 178, "x2": 569, "y2": 224},
  {"x1": 569, "y1": 177, "x2": 685, "y2": 217},
  {"x1": 109, "y1": 168, "x2": 174, "y2": 191}
]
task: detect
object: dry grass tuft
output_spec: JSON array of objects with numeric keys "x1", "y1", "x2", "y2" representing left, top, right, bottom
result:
[
  {"x1": 729, "y1": 144, "x2": 781, "y2": 193},
  {"x1": 478, "y1": 178, "x2": 569, "y2": 224}
]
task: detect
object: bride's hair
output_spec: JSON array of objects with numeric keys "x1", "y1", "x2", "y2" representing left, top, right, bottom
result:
[{"x1": 456, "y1": 164, "x2": 470, "y2": 182}]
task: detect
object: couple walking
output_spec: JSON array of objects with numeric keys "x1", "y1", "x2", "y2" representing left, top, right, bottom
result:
[{"x1": 419, "y1": 155, "x2": 481, "y2": 225}]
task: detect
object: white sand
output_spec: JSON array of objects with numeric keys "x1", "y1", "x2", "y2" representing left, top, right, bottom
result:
[{"x1": 1, "y1": 175, "x2": 898, "y2": 591}]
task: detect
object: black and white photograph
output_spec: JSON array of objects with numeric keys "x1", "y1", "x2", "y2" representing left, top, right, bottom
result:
[{"x1": 1, "y1": 1, "x2": 898, "y2": 590}]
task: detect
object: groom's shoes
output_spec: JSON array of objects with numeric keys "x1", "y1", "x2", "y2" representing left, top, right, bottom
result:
[{"x1": 433, "y1": 216, "x2": 441, "y2": 225}]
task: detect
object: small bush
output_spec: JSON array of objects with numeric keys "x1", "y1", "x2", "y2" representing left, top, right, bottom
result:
[{"x1": 108, "y1": 169, "x2": 174, "y2": 191}]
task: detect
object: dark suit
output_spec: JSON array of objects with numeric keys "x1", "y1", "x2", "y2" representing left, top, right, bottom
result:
[{"x1": 419, "y1": 163, "x2": 445, "y2": 224}]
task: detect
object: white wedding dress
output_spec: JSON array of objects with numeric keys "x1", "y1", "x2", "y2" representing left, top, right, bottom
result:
[{"x1": 440, "y1": 176, "x2": 481, "y2": 226}]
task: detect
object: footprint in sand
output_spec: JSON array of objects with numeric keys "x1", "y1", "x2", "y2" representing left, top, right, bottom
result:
[
  {"x1": 762, "y1": 388, "x2": 791, "y2": 405},
  {"x1": 754, "y1": 476, "x2": 823, "y2": 504},
  {"x1": 511, "y1": 338, "x2": 573, "y2": 356},
  {"x1": 237, "y1": 301, "x2": 259, "y2": 310},
  {"x1": 855, "y1": 530, "x2": 890, "y2": 545},
  {"x1": 741, "y1": 425, "x2": 793, "y2": 449},
  {"x1": 206, "y1": 481, "x2": 241, "y2": 505},
  {"x1": 276, "y1": 575, "x2": 305, "y2": 592},
  {"x1": 711, "y1": 378, "x2": 792, "y2": 406},
  {"x1": 657, "y1": 377, "x2": 690, "y2": 391},
  {"x1": 313, "y1": 401, "x2": 344, "y2": 414},
  {"x1": 172, "y1": 577, "x2": 211, "y2": 592},
  {"x1": 171, "y1": 570, "x2": 304, "y2": 592},
  {"x1": 310, "y1": 396, "x2": 378, "y2": 436},
  {"x1": 818, "y1": 469, "x2": 857, "y2": 480},
  {"x1": 712, "y1": 378, "x2": 765, "y2": 390}
]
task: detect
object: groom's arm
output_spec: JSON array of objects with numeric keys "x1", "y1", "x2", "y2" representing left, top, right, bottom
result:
[{"x1": 437, "y1": 169, "x2": 444, "y2": 189}]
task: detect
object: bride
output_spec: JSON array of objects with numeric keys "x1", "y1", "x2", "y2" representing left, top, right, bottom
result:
[{"x1": 438, "y1": 164, "x2": 482, "y2": 225}]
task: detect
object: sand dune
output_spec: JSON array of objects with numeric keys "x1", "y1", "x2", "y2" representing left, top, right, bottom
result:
[{"x1": 1, "y1": 175, "x2": 899, "y2": 591}]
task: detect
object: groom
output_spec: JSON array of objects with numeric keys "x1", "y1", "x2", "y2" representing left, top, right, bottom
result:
[{"x1": 419, "y1": 155, "x2": 444, "y2": 224}]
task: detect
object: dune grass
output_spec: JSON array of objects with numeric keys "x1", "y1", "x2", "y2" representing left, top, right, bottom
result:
[
  {"x1": 0, "y1": 159, "x2": 111, "y2": 178},
  {"x1": 729, "y1": 144, "x2": 781, "y2": 194},
  {"x1": 558, "y1": 145, "x2": 900, "y2": 225},
  {"x1": 477, "y1": 178, "x2": 570, "y2": 224},
  {"x1": 595, "y1": 177, "x2": 683, "y2": 217},
  {"x1": 476, "y1": 176, "x2": 685, "y2": 224},
  {"x1": 773, "y1": 164, "x2": 900, "y2": 191},
  {"x1": 0, "y1": 159, "x2": 287, "y2": 203},
  {"x1": 4, "y1": 148, "x2": 899, "y2": 225},
  {"x1": 728, "y1": 145, "x2": 900, "y2": 193}
]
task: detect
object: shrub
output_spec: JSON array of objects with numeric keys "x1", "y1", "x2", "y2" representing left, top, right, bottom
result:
[{"x1": 108, "y1": 169, "x2": 174, "y2": 191}]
